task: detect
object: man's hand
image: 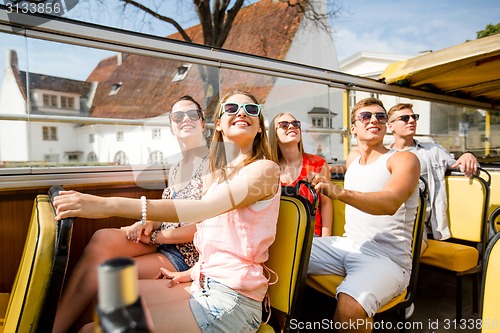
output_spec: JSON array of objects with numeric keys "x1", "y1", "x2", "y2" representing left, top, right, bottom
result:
[{"x1": 453, "y1": 152, "x2": 479, "y2": 177}]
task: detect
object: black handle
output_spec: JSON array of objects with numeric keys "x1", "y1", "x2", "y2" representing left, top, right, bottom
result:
[
  {"x1": 48, "y1": 185, "x2": 65, "y2": 203},
  {"x1": 296, "y1": 180, "x2": 319, "y2": 216},
  {"x1": 489, "y1": 206, "x2": 500, "y2": 240}
]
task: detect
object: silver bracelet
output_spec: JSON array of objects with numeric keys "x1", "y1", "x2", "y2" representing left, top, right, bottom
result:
[{"x1": 140, "y1": 196, "x2": 147, "y2": 226}]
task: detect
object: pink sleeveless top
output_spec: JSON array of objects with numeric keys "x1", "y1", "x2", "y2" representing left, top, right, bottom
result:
[{"x1": 190, "y1": 183, "x2": 281, "y2": 301}]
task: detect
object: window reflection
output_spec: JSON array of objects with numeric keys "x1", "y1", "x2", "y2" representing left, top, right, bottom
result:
[
  {"x1": 218, "y1": 68, "x2": 343, "y2": 162},
  {"x1": 0, "y1": 28, "x2": 498, "y2": 170},
  {"x1": 0, "y1": 34, "x2": 218, "y2": 167}
]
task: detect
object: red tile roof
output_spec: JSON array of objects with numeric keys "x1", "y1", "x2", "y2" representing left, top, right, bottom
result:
[
  {"x1": 86, "y1": 55, "x2": 119, "y2": 82},
  {"x1": 87, "y1": 0, "x2": 304, "y2": 119}
]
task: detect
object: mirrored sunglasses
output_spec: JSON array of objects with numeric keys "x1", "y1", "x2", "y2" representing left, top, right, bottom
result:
[
  {"x1": 391, "y1": 114, "x2": 420, "y2": 123},
  {"x1": 277, "y1": 120, "x2": 301, "y2": 130},
  {"x1": 170, "y1": 110, "x2": 202, "y2": 123},
  {"x1": 219, "y1": 103, "x2": 261, "y2": 118},
  {"x1": 354, "y1": 111, "x2": 388, "y2": 124}
]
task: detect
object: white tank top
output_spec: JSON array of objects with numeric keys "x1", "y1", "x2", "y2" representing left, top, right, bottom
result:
[{"x1": 344, "y1": 150, "x2": 419, "y2": 270}]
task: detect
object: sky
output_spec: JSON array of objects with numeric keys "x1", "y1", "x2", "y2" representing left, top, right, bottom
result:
[
  {"x1": 332, "y1": 0, "x2": 500, "y2": 61},
  {"x1": 0, "y1": 0, "x2": 499, "y2": 84}
]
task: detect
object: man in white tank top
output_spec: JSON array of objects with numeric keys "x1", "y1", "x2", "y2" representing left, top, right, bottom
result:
[{"x1": 307, "y1": 98, "x2": 420, "y2": 333}]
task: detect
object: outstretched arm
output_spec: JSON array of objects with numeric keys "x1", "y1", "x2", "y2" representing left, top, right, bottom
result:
[
  {"x1": 308, "y1": 151, "x2": 420, "y2": 215},
  {"x1": 54, "y1": 160, "x2": 280, "y2": 223}
]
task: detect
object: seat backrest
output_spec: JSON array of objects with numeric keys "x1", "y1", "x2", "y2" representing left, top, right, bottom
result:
[
  {"x1": 265, "y1": 192, "x2": 315, "y2": 328},
  {"x1": 446, "y1": 173, "x2": 490, "y2": 243},
  {"x1": 331, "y1": 179, "x2": 346, "y2": 237},
  {"x1": 2, "y1": 195, "x2": 56, "y2": 332},
  {"x1": 481, "y1": 231, "x2": 500, "y2": 333},
  {"x1": 38, "y1": 185, "x2": 74, "y2": 332},
  {"x1": 405, "y1": 178, "x2": 428, "y2": 302},
  {"x1": 2, "y1": 186, "x2": 73, "y2": 333}
]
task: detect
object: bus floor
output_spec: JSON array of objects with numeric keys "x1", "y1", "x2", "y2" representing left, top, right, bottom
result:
[{"x1": 299, "y1": 265, "x2": 480, "y2": 332}]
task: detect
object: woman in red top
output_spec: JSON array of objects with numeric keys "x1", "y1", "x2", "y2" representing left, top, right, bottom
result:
[{"x1": 269, "y1": 112, "x2": 333, "y2": 237}]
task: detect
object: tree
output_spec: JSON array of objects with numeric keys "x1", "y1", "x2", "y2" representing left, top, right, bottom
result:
[
  {"x1": 113, "y1": 0, "x2": 342, "y2": 120},
  {"x1": 118, "y1": 0, "x2": 339, "y2": 48},
  {"x1": 476, "y1": 23, "x2": 500, "y2": 39}
]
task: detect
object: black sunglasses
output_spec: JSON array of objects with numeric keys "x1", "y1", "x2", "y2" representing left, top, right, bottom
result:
[
  {"x1": 277, "y1": 120, "x2": 301, "y2": 130},
  {"x1": 354, "y1": 111, "x2": 388, "y2": 124},
  {"x1": 170, "y1": 110, "x2": 202, "y2": 123},
  {"x1": 219, "y1": 103, "x2": 261, "y2": 118},
  {"x1": 391, "y1": 114, "x2": 420, "y2": 123}
]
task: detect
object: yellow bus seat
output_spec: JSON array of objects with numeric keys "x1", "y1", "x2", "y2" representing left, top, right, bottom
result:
[
  {"x1": 0, "y1": 195, "x2": 56, "y2": 332},
  {"x1": 258, "y1": 183, "x2": 316, "y2": 333},
  {"x1": 0, "y1": 293, "x2": 9, "y2": 325},
  {"x1": 481, "y1": 231, "x2": 500, "y2": 333},
  {"x1": 331, "y1": 178, "x2": 346, "y2": 237},
  {"x1": 488, "y1": 206, "x2": 500, "y2": 239},
  {"x1": 0, "y1": 186, "x2": 74, "y2": 333},
  {"x1": 307, "y1": 178, "x2": 428, "y2": 331},
  {"x1": 487, "y1": 170, "x2": 500, "y2": 234},
  {"x1": 420, "y1": 170, "x2": 491, "y2": 320}
]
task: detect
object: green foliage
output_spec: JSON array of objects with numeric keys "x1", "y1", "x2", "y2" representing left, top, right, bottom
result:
[{"x1": 476, "y1": 23, "x2": 500, "y2": 39}]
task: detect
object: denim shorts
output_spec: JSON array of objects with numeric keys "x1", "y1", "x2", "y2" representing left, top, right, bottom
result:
[
  {"x1": 156, "y1": 244, "x2": 190, "y2": 272},
  {"x1": 189, "y1": 277, "x2": 262, "y2": 333}
]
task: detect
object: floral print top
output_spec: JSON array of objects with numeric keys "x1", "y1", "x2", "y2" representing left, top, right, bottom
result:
[{"x1": 159, "y1": 154, "x2": 208, "y2": 268}]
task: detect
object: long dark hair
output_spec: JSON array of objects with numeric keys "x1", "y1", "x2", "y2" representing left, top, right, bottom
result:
[{"x1": 268, "y1": 112, "x2": 304, "y2": 163}]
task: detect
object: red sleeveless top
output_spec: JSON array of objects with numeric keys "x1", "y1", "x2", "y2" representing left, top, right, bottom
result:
[{"x1": 281, "y1": 153, "x2": 326, "y2": 236}]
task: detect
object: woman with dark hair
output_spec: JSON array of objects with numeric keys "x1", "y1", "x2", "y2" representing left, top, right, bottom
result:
[{"x1": 52, "y1": 95, "x2": 209, "y2": 333}]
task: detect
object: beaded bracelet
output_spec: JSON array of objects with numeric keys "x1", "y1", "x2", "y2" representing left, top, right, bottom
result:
[
  {"x1": 149, "y1": 229, "x2": 160, "y2": 246},
  {"x1": 140, "y1": 196, "x2": 147, "y2": 226}
]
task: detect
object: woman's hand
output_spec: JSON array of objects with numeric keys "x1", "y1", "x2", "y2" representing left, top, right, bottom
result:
[
  {"x1": 121, "y1": 221, "x2": 155, "y2": 242},
  {"x1": 154, "y1": 268, "x2": 193, "y2": 287},
  {"x1": 53, "y1": 190, "x2": 110, "y2": 220}
]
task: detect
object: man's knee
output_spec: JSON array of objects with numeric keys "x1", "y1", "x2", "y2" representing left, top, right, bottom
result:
[{"x1": 336, "y1": 292, "x2": 369, "y2": 319}]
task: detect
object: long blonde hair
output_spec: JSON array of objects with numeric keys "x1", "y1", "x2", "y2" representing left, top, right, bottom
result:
[{"x1": 209, "y1": 90, "x2": 273, "y2": 182}]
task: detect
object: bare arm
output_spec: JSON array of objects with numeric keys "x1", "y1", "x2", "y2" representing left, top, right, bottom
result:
[
  {"x1": 54, "y1": 160, "x2": 280, "y2": 222},
  {"x1": 139, "y1": 223, "x2": 197, "y2": 245},
  {"x1": 308, "y1": 151, "x2": 420, "y2": 215},
  {"x1": 158, "y1": 223, "x2": 196, "y2": 244},
  {"x1": 318, "y1": 164, "x2": 333, "y2": 236},
  {"x1": 123, "y1": 221, "x2": 197, "y2": 244}
]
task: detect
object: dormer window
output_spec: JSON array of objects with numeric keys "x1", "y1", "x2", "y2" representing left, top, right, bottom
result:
[
  {"x1": 308, "y1": 107, "x2": 337, "y2": 129},
  {"x1": 312, "y1": 118, "x2": 324, "y2": 128},
  {"x1": 109, "y1": 82, "x2": 122, "y2": 95},
  {"x1": 172, "y1": 64, "x2": 192, "y2": 82},
  {"x1": 152, "y1": 128, "x2": 161, "y2": 139},
  {"x1": 43, "y1": 94, "x2": 58, "y2": 107},
  {"x1": 61, "y1": 96, "x2": 75, "y2": 109}
]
